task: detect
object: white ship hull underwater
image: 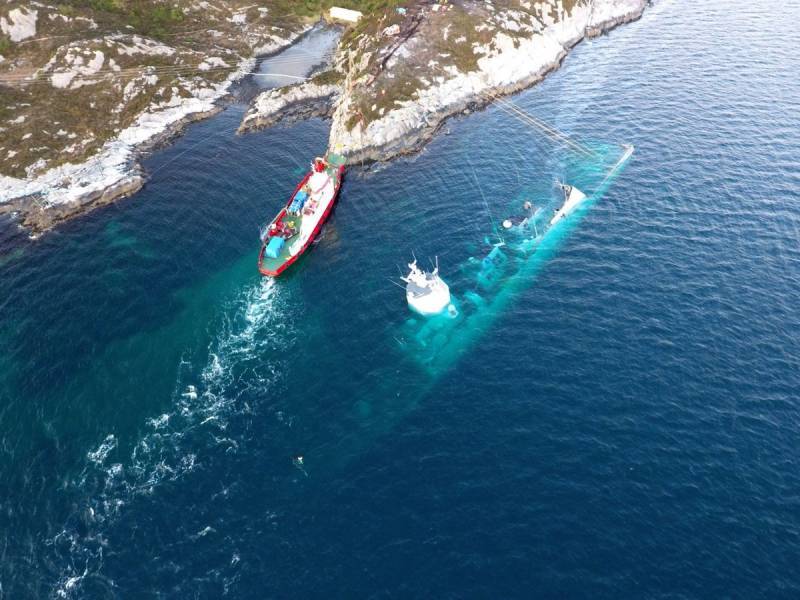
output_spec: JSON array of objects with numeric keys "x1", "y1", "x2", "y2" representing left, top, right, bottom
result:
[
  {"x1": 397, "y1": 143, "x2": 634, "y2": 372},
  {"x1": 311, "y1": 144, "x2": 636, "y2": 474}
]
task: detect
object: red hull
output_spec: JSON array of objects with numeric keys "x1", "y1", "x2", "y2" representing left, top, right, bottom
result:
[{"x1": 258, "y1": 164, "x2": 344, "y2": 277}]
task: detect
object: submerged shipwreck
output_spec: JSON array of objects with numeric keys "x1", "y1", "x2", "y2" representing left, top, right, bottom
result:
[
  {"x1": 332, "y1": 139, "x2": 635, "y2": 465},
  {"x1": 397, "y1": 143, "x2": 635, "y2": 371}
]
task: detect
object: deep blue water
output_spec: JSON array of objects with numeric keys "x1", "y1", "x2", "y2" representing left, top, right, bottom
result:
[{"x1": 3, "y1": 0, "x2": 800, "y2": 597}]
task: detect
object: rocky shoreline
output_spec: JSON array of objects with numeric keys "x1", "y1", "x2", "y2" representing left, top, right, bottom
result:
[
  {"x1": 324, "y1": 0, "x2": 648, "y2": 165},
  {"x1": 0, "y1": 105, "x2": 224, "y2": 234},
  {"x1": 238, "y1": 0, "x2": 646, "y2": 166},
  {"x1": 238, "y1": 80, "x2": 341, "y2": 134},
  {"x1": 0, "y1": 18, "x2": 311, "y2": 236},
  {"x1": 2, "y1": 0, "x2": 647, "y2": 236}
]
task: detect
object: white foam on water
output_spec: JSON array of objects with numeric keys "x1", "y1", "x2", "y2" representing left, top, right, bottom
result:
[
  {"x1": 86, "y1": 434, "x2": 117, "y2": 465},
  {"x1": 191, "y1": 525, "x2": 216, "y2": 540},
  {"x1": 146, "y1": 413, "x2": 170, "y2": 429},
  {"x1": 52, "y1": 277, "x2": 293, "y2": 598},
  {"x1": 56, "y1": 568, "x2": 87, "y2": 599}
]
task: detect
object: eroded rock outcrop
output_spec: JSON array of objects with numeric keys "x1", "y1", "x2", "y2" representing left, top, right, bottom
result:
[
  {"x1": 327, "y1": 0, "x2": 647, "y2": 163},
  {"x1": 239, "y1": 80, "x2": 342, "y2": 133},
  {"x1": 0, "y1": 0, "x2": 310, "y2": 234}
]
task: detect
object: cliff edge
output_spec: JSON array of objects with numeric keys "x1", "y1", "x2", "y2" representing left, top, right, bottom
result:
[{"x1": 326, "y1": 0, "x2": 646, "y2": 163}]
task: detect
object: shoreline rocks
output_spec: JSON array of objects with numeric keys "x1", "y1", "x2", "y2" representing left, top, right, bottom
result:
[
  {"x1": 238, "y1": 81, "x2": 342, "y2": 134},
  {"x1": 0, "y1": 30, "x2": 308, "y2": 237},
  {"x1": 2, "y1": 0, "x2": 648, "y2": 237},
  {"x1": 327, "y1": 0, "x2": 647, "y2": 165}
]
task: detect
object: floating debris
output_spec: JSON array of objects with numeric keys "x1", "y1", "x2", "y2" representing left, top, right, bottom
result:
[{"x1": 293, "y1": 455, "x2": 308, "y2": 477}]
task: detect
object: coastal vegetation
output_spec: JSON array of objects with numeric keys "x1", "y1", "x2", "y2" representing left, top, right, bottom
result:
[
  {"x1": 335, "y1": 0, "x2": 586, "y2": 132},
  {"x1": 272, "y1": 0, "x2": 407, "y2": 18},
  {"x1": 0, "y1": 0, "x2": 584, "y2": 179},
  {"x1": 0, "y1": 0, "x2": 311, "y2": 178},
  {"x1": 1, "y1": 0, "x2": 646, "y2": 232}
]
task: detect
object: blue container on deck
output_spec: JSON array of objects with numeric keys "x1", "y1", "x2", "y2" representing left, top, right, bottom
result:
[
  {"x1": 288, "y1": 190, "x2": 308, "y2": 213},
  {"x1": 265, "y1": 236, "x2": 285, "y2": 259}
]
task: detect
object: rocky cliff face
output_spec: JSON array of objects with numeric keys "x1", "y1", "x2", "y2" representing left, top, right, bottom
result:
[
  {"x1": 239, "y1": 77, "x2": 341, "y2": 133},
  {"x1": 2, "y1": 0, "x2": 647, "y2": 234},
  {"x1": 0, "y1": 0, "x2": 309, "y2": 232},
  {"x1": 326, "y1": 0, "x2": 647, "y2": 163}
]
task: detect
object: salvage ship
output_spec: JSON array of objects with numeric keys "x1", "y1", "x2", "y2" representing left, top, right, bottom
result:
[{"x1": 258, "y1": 153, "x2": 346, "y2": 276}]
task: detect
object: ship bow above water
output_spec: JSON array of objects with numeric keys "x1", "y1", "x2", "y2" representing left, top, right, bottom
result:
[{"x1": 258, "y1": 152, "x2": 346, "y2": 277}]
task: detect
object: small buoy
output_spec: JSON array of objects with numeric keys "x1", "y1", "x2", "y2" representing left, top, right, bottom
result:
[
  {"x1": 502, "y1": 219, "x2": 513, "y2": 229},
  {"x1": 447, "y1": 304, "x2": 458, "y2": 317},
  {"x1": 292, "y1": 455, "x2": 308, "y2": 476}
]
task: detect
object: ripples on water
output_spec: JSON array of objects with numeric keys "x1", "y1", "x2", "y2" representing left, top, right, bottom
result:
[{"x1": 2, "y1": 0, "x2": 800, "y2": 596}]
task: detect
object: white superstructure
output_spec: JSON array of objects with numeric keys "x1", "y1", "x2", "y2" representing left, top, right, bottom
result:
[
  {"x1": 289, "y1": 168, "x2": 335, "y2": 256},
  {"x1": 550, "y1": 183, "x2": 588, "y2": 225},
  {"x1": 402, "y1": 259, "x2": 451, "y2": 316}
]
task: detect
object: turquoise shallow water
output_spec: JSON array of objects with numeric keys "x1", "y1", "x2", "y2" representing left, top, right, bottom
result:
[{"x1": 2, "y1": 0, "x2": 800, "y2": 597}]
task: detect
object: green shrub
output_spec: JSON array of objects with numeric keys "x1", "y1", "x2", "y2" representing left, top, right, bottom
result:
[
  {"x1": 127, "y1": 5, "x2": 185, "y2": 38},
  {"x1": 89, "y1": 0, "x2": 118, "y2": 12}
]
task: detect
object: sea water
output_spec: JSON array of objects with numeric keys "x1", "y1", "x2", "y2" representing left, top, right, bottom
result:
[
  {"x1": 2, "y1": 1, "x2": 800, "y2": 596},
  {"x1": 397, "y1": 143, "x2": 632, "y2": 371}
]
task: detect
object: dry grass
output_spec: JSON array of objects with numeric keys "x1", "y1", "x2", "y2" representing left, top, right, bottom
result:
[
  {"x1": 1, "y1": 0, "x2": 591, "y2": 177},
  {"x1": 339, "y1": 0, "x2": 590, "y2": 131},
  {"x1": 0, "y1": 0, "x2": 312, "y2": 178}
]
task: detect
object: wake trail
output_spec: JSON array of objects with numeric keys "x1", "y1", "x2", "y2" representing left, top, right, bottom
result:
[{"x1": 51, "y1": 277, "x2": 292, "y2": 598}]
